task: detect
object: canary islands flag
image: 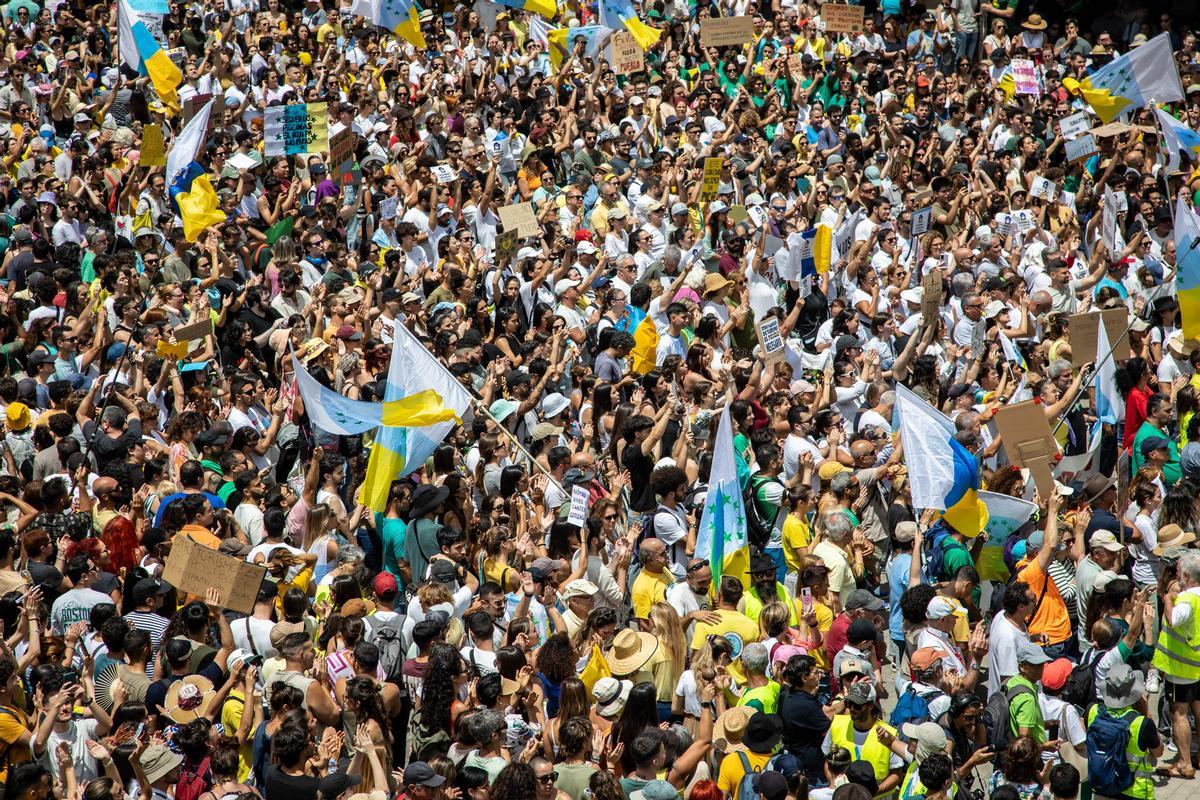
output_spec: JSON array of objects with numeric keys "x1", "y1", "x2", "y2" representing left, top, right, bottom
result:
[
  {"x1": 1080, "y1": 32, "x2": 1182, "y2": 123},
  {"x1": 895, "y1": 382, "x2": 988, "y2": 536},
  {"x1": 291, "y1": 351, "x2": 459, "y2": 436},
  {"x1": 1175, "y1": 198, "x2": 1200, "y2": 341},
  {"x1": 492, "y1": 0, "x2": 557, "y2": 20},
  {"x1": 798, "y1": 224, "x2": 832, "y2": 276},
  {"x1": 695, "y1": 407, "x2": 751, "y2": 590},
  {"x1": 362, "y1": 322, "x2": 474, "y2": 512},
  {"x1": 599, "y1": 0, "x2": 660, "y2": 50},
  {"x1": 352, "y1": 0, "x2": 426, "y2": 49},
  {"x1": 547, "y1": 25, "x2": 613, "y2": 70},
  {"x1": 123, "y1": 0, "x2": 182, "y2": 113},
  {"x1": 1155, "y1": 106, "x2": 1200, "y2": 173},
  {"x1": 176, "y1": 174, "x2": 226, "y2": 242}
]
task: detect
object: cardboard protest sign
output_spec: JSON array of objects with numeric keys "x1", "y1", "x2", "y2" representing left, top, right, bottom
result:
[
  {"x1": 700, "y1": 157, "x2": 724, "y2": 202},
  {"x1": 162, "y1": 534, "x2": 267, "y2": 615},
  {"x1": 1068, "y1": 308, "x2": 1130, "y2": 368},
  {"x1": 172, "y1": 319, "x2": 214, "y2": 344},
  {"x1": 1065, "y1": 134, "x2": 1097, "y2": 163},
  {"x1": 994, "y1": 400, "x2": 1059, "y2": 497},
  {"x1": 787, "y1": 54, "x2": 804, "y2": 75},
  {"x1": 821, "y1": 3, "x2": 864, "y2": 33},
  {"x1": 921, "y1": 269, "x2": 943, "y2": 321},
  {"x1": 1059, "y1": 111, "x2": 1092, "y2": 140},
  {"x1": 700, "y1": 16, "x2": 755, "y2": 47},
  {"x1": 757, "y1": 317, "x2": 786, "y2": 363},
  {"x1": 328, "y1": 124, "x2": 356, "y2": 182},
  {"x1": 498, "y1": 202, "x2": 540, "y2": 238},
  {"x1": 495, "y1": 229, "x2": 520, "y2": 264},
  {"x1": 140, "y1": 124, "x2": 166, "y2": 167},
  {"x1": 183, "y1": 93, "x2": 212, "y2": 124},
  {"x1": 610, "y1": 31, "x2": 644, "y2": 74}
]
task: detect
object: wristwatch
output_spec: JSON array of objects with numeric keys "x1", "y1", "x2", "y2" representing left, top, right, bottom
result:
[{"x1": 701, "y1": 701, "x2": 717, "y2": 713}]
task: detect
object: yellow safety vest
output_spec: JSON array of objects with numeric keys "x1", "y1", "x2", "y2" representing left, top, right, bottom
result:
[
  {"x1": 744, "y1": 583, "x2": 800, "y2": 625},
  {"x1": 1085, "y1": 705, "x2": 1154, "y2": 800},
  {"x1": 898, "y1": 759, "x2": 958, "y2": 800},
  {"x1": 1152, "y1": 592, "x2": 1200, "y2": 681},
  {"x1": 830, "y1": 715, "x2": 897, "y2": 791}
]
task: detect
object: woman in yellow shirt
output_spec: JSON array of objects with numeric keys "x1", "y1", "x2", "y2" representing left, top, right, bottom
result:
[
  {"x1": 782, "y1": 485, "x2": 816, "y2": 593},
  {"x1": 647, "y1": 603, "x2": 688, "y2": 717}
]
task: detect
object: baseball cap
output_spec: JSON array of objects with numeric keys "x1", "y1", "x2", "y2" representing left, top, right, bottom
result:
[
  {"x1": 845, "y1": 589, "x2": 885, "y2": 612},
  {"x1": 670, "y1": 202, "x2": 689, "y2": 216},
  {"x1": 372, "y1": 572, "x2": 399, "y2": 598},
  {"x1": 401, "y1": 762, "x2": 445, "y2": 788},
  {"x1": 926, "y1": 596, "x2": 967, "y2": 620},
  {"x1": 1016, "y1": 638, "x2": 1050, "y2": 665},
  {"x1": 132, "y1": 578, "x2": 172, "y2": 602},
  {"x1": 335, "y1": 325, "x2": 363, "y2": 341},
  {"x1": 1089, "y1": 530, "x2": 1124, "y2": 553},
  {"x1": 1041, "y1": 658, "x2": 1073, "y2": 691},
  {"x1": 554, "y1": 278, "x2": 581, "y2": 295},
  {"x1": 837, "y1": 658, "x2": 868, "y2": 678},
  {"x1": 561, "y1": 579, "x2": 599, "y2": 600},
  {"x1": 909, "y1": 646, "x2": 949, "y2": 673}
]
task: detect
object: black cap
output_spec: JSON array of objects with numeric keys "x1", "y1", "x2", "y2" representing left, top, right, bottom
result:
[
  {"x1": 847, "y1": 618, "x2": 878, "y2": 644},
  {"x1": 402, "y1": 762, "x2": 446, "y2": 788},
  {"x1": 318, "y1": 771, "x2": 361, "y2": 799},
  {"x1": 845, "y1": 761, "x2": 880, "y2": 797},
  {"x1": 132, "y1": 578, "x2": 171, "y2": 602}
]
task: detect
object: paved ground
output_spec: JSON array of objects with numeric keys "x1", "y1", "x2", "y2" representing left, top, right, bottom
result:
[{"x1": 872, "y1": 662, "x2": 1197, "y2": 798}]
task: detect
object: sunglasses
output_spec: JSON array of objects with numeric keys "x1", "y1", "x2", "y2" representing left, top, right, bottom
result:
[{"x1": 537, "y1": 773, "x2": 559, "y2": 784}]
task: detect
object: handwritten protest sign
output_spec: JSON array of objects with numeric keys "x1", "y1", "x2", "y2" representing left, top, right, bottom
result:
[
  {"x1": 700, "y1": 158, "x2": 724, "y2": 202},
  {"x1": 994, "y1": 400, "x2": 1059, "y2": 497},
  {"x1": 498, "y1": 203, "x2": 540, "y2": 238},
  {"x1": 821, "y1": 3, "x2": 864, "y2": 33},
  {"x1": 264, "y1": 102, "x2": 329, "y2": 156},
  {"x1": 328, "y1": 124, "x2": 356, "y2": 182},
  {"x1": 610, "y1": 31, "x2": 644, "y2": 74},
  {"x1": 1011, "y1": 58, "x2": 1039, "y2": 95},
  {"x1": 172, "y1": 319, "x2": 214, "y2": 344},
  {"x1": 495, "y1": 229, "x2": 519, "y2": 264},
  {"x1": 162, "y1": 534, "x2": 267, "y2": 615},
  {"x1": 700, "y1": 16, "x2": 755, "y2": 47},
  {"x1": 567, "y1": 486, "x2": 590, "y2": 527},
  {"x1": 140, "y1": 124, "x2": 166, "y2": 167},
  {"x1": 1059, "y1": 111, "x2": 1092, "y2": 140},
  {"x1": 1068, "y1": 309, "x2": 1130, "y2": 369}
]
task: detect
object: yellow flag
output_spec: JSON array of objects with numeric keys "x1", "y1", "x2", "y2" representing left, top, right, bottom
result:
[{"x1": 177, "y1": 175, "x2": 227, "y2": 242}]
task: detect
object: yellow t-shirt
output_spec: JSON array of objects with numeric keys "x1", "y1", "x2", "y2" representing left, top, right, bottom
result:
[
  {"x1": 220, "y1": 689, "x2": 254, "y2": 782},
  {"x1": 0, "y1": 704, "x2": 30, "y2": 782},
  {"x1": 782, "y1": 514, "x2": 812, "y2": 573},
  {"x1": 276, "y1": 566, "x2": 314, "y2": 614},
  {"x1": 717, "y1": 748, "x2": 772, "y2": 799},
  {"x1": 631, "y1": 569, "x2": 673, "y2": 620},
  {"x1": 690, "y1": 609, "x2": 760, "y2": 653}
]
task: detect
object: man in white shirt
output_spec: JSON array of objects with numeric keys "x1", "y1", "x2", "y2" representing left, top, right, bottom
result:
[
  {"x1": 987, "y1": 579, "x2": 1036, "y2": 695},
  {"x1": 51, "y1": 555, "x2": 113, "y2": 636},
  {"x1": 666, "y1": 558, "x2": 719, "y2": 643}
]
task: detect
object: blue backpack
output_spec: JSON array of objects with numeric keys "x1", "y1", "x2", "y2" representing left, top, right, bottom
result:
[
  {"x1": 921, "y1": 523, "x2": 960, "y2": 583},
  {"x1": 1086, "y1": 708, "x2": 1136, "y2": 798},
  {"x1": 889, "y1": 685, "x2": 942, "y2": 728},
  {"x1": 736, "y1": 750, "x2": 762, "y2": 800}
]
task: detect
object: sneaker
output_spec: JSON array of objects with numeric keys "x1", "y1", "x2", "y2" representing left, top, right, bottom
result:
[
  {"x1": 1147, "y1": 669, "x2": 1162, "y2": 695},
  {"x1": 1167, "y1": 740, "x2": 1179, "y2": 754}
]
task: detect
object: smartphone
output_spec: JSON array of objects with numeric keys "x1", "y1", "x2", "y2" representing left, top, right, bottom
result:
[
  {"x1": 801, "y1": 587, "x2": 813, "y2": 614},
  {"x1": 134, "y1": 722, "x2": 145, "y2": 740}
]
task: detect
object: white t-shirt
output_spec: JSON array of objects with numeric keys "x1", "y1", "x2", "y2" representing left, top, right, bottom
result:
[
  {"x1": 43, "y1": 718, "x2": 99, "y2": 783},
  {"x1": 232, "y1": 616, "x2": 278, "y2": 659},
  {"x1": 235, "y1": 503, "x2": 266, "y2": 545},
  {"x1": 987, "y1": 612, "x2": 1028, "y2": 695},
  {"x1": 50, "y1": 587, "x2": 113, "y2": 636}
]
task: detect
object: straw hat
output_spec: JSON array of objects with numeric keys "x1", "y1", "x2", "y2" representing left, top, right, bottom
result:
[
  {"x1": 1154, "y1": 524, "x2": 1196, "y2": 555},
  {"x1": 1021, "y1": 14, "x2": 1047, "y2": 30},
  {"x1": 713, "y1": 706, "x2": 755, "y2": 752},
  {"x1": 163, "y1": 675, "x2": 215, "y2": 724},
  {"x1": 605, "y1": 628, "x2": 659, "y2": 675}
]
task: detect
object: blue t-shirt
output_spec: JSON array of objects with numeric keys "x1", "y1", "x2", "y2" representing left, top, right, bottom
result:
[
  {"x1": 152, "y1": 491, "x2": 226, "y2": 527},
  {"x1": 887, "y1": 552, "x2": 912, "y2": 641}
]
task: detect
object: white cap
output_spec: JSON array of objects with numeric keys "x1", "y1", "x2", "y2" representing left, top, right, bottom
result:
[{"x1": 553, "y1": 278, "x2": 581, "y2": 295}]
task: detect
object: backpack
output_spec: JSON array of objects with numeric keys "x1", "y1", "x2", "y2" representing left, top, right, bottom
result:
[
  {"x1": 1086, "y1": 708, "x2": 1136, "y2": 797},
  {"x1": 743, "y1": 472, "x2": 784, "y2": 551},
  {"x1": 1060, "y1": 649, "x2": 1105, "y2": 709},
  {"x1": 983, "y1": 682, "x2": 1035, "y2": 752},
  {"x1": 736, "y1": 750, "x2": 762, "y2": 800},
  {"x1": 173, "y1": 756, "x2": 212, "y2": 800},
  {"x1": 920, "y1": 523, "x2": 962, "y2": 584},
  {"x1": 890, "y1": 685, "x2": 944, "y2": 729},
  {"x1": 409, "y1": 720, "x2": 451, "y2": 762},
  {"x1": 363, "y1": 613, "x2": 406, "y2": 682}
]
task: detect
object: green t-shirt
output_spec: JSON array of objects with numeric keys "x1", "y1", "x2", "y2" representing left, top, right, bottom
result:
[
  {"x1": 1006, "y1": 674, "x2": 1045, "y2": 743},
  {"x1": 376, "y1": 512, "x2": 408, "y2": 588},
  {"x1": 942, "y1": 539, "x2": 974, "y2": 579}
]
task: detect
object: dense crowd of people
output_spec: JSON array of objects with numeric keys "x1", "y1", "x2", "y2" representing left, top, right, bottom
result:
[{"x1": 0, "y1": 1, "x2": 1198, "y2": 800}]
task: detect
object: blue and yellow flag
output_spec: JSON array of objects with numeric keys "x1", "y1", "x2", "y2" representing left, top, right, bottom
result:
[
  {"x1": 493, "y1": 0, "x2": 557, "y2": 20},
  {"x1": 695, "y1": 407, "x2": 750, "y2": 590},
  {"x1": 1175, "y1": 198, "x2": 1200, "y2": 342},
  {"x1": 130, "y1": 16, "x2": 182, "y2": 112},
  {"x1": 799, "y1": 224, "x2": 832, "y2": 276},
  {"x1": 599, "y1": 0, "x2": 660, "y2": 51}
]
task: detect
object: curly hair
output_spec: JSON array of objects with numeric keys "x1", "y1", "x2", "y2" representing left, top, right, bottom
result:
[
  {"x1": 420, "y1": 642, "x2": 465, "y2": 731},
  {"x1": 491, "y1": 763, "x2": 539, "y2": 800},
  {"x1": 534, "y1": 632, "x2": 575, "y2": 682}
]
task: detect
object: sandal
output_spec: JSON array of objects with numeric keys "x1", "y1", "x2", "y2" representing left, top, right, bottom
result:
[{"x1": 1160, "y1": 764, "x2": 1195, "y2": 779}]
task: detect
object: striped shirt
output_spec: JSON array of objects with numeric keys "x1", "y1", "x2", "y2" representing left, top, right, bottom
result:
[{"x1": 123, "y1": 611, "x2": 170, "y2": 680}]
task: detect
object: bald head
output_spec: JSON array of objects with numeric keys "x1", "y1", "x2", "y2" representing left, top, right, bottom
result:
[{"x1": 850, "y1": 440, "x2": 874, "y2": 463}]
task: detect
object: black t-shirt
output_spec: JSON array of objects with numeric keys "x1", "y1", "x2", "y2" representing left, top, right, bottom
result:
[
  {"x1": 623, "y1": 442, "x2": 655, "y2": 513},
  {"x1": 238, "y1": 307, "x2": 280, "y2": 338},
  {"x1": 264, "y1": 764, "x2": 320, "y2": 800},
  {"x1": 6, "y1": 251, "x2": 32, "y2": 291},
  {"x1": 779, "y1": 688, "x2": 830, "y2": 782}
]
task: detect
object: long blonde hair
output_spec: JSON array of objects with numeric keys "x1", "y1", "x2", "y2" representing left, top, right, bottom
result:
[
  {"x1": 691, "y1": 635, "x2": 733, "y2": 681},
  {"x1": 302, "y1": 503, "x2": 335, "y2": 551},
  {"x1": 650, "y1": 602, "x2": 686, "y2": 679}
]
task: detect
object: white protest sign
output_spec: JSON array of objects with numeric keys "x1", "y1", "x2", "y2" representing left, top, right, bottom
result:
[
  {"x1": 431, "y1": 164, "x2": 457, "y2": 184},
  {"x1": 567, "y1": 486, "x2": 590, "y2": 528},
  {"x1": 1030, "y1": 177, "x2": 1055, "y2": 201},
  {"x1": 1059, "y1": 111, "x2": 1092, "y2": 140}
]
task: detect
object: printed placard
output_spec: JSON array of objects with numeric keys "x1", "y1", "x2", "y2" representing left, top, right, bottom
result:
[
  {"x1": 1059, "y1": 111, "x2": 1092, "y2": 140},
  {"x1": 821, "y1": 3, "x2": 865, "y2": 33},
  {"x1": 1030, "y1": 176, "x2": 1055, "y2": 201},
  {"x1": 1011, "y1": 58, "x2": 1039, "y2": 95},
  {"x1": 140, "y1": 124, "x2": 166, "y2": 167},
  {"x1": 700, "y1": 157, "x2": 724, "y2": 202},
  {"x1": 431, "y1": 164, "x2": 457, "y2": 184},
  {"x1": 498, "y1": 202, "x2": 540, "y2": 238},
  {"x1": 264, "y1": 102, "x2": 330, "y2": 156},
  {"x1": 610, "y1": 31, "x2": 644, "y2": 75},
  {"x1": 165, "y1": 47, "x2": 186, "y2": 70},
  {"x1": 567, "y1": 485, "x2": 590, "y2": 528},
  {"x1": 994, "y1": 212, "x2": 1015, "y2": 236},
  {"x1": 1013, "y1": 209, "x2": 1036, "y2": 232},
  {"x1": 1065, "y1": 134, "x2": 1097, "y2": 163},
  {"x1": 921, "y1": 269, "x2": 943, "y2": 321},
  {"x1": 700, "y1": 16, "x2": 756, "y2": 47},
  {"x1": 910, "y1": 206, "x2": 932, "y2": 237}
]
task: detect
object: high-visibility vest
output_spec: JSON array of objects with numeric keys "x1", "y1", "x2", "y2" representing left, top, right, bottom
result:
[
  {"x1": 897, "y1": 759, "x2": 959, "y2": 800},
  {"x1": 743, "y1": 583, "x2": 799, "y2": 625},
  {"x1": 830, "y1": 715, "x2": 897, "y2": 791},
  {"x1": 1152, "y1": 591, "x2": 1200, "y2": 681},
  {"x1": 1086, "y1": 705, "x2": 1154, "y2": 800}
]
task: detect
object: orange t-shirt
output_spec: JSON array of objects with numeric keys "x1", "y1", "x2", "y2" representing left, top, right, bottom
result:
[{"x1": 1016, "y1": 558, "x2": 1071, "y2": 645}]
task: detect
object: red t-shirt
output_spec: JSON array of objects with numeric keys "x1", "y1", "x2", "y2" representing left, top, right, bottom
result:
[
  {"x1": 824, "y1": 612, "x2": 852, "y2": 665},
  {"x1": 1123, "y1": 386, "x2": 1151, "y2": 451}
]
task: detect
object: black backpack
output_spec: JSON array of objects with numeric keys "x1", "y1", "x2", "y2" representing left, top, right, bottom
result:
[
  {"x1": 743, "y1": 472, "x2": 783, "y2": 550},
  {"x1": 1060, "y1": 648, "x2": 1105, "y2": 709},
  {"x1": 983, "y1": 682, "x2": 1035, "y2": 752}
]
